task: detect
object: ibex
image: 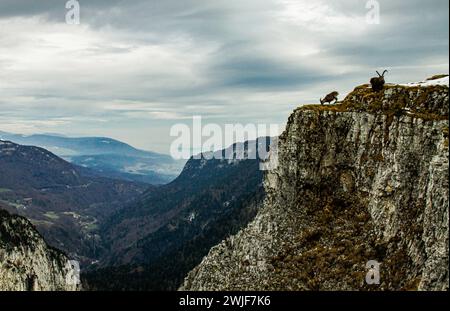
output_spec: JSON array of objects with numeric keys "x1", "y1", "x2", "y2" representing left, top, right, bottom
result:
[
  {"x1": 320, "y1": 91, "x2": 339, "y2": 105},
  {"x1": 370, "y1": 70, "x2": 388, "y2": 92}
]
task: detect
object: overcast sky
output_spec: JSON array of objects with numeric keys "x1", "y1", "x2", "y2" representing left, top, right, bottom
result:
[{"x1": 0, "y1": 0, "x2": 448, "y2": 153}]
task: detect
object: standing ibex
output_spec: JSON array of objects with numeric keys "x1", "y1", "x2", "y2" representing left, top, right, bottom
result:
[
  {"x1": 320, "y1": 91, "x2": 339, "y2": 105},
  {"x1": 370, "y1": 70, "x2": 388, "y2": 92}
]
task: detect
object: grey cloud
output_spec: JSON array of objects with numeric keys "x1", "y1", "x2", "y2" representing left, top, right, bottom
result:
[{"x1": 0, "y1": 0, "x2": 123, "y2": 19}]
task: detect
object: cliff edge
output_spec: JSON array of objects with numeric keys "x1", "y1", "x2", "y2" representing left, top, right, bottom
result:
[{"x1": 181, "y1": 76, "x2": 449, "y2": 291}]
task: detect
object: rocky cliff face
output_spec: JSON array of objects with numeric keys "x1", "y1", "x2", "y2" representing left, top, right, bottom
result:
[
  {"x1": 181, "y1": 77, "x2": 449, "y2": 291},
  {"x1": 0, "y1": 209, "x2": 79, "y2": 291}
]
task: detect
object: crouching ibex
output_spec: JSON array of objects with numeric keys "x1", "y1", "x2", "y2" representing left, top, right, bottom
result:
[
  {"x1": 370, "y1": 70, "x2": 388, "y2": 92},
  {"x1": 320, "y1": 91, "x2": 339, "y2": 105}
]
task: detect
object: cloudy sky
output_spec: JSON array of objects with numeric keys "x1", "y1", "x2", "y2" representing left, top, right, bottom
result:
[{"x1": 0, "y1": 0, "x2": 448, "y2": 153}]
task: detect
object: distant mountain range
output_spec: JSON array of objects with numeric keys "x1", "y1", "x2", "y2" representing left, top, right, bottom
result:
[
  {"x1": 83, "y1": 139, "x2": 271, "y2": 290},
  {"x1": 0, "y1": 140, "x2": 148, "y2": 265},
  {"x1": 0, "y1": 131, "x2": 185, "y2": 185}
]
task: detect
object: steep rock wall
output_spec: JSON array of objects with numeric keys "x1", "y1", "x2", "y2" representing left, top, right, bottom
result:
[
  {"x1": 0, "y1": 209, "x2": 79, "y2": 291},
  {"x1": 181, "y1": 79, "x2": 449, "y2": 291}
]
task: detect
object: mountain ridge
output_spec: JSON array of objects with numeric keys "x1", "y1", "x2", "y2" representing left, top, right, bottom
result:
[{"x1": 0, "y1": 132, "x2": 184, "y2": 184}]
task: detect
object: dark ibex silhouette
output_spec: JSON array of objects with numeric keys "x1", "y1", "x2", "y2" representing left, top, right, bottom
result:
[
  {"x1": 320, "y1": 91, "x2": 339, "y2": 105},
  {"x1": 370, "y1": 70, "x2": 388, "y2": 92}
]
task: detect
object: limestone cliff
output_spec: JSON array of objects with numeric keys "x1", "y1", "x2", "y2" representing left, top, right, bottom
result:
[
  {"x1": 181, "y1": 76, "x2": 449, "y2": 291},
  {"x1": 0, "y1": 209, "x2": 79, "y2": 291}
]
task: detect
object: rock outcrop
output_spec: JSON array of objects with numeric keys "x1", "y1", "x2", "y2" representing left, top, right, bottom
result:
[
  {"x1": 181, "y1": 76, "x2": 449, "y2": 291},
  {"x1": 0, "y1": 209, "x2": 79, "y2": 291}
]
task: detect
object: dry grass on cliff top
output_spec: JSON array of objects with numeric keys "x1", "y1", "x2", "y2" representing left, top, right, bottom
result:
[{"x1": 298, "y1": 82, "x2": 449, "y2": 122}]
